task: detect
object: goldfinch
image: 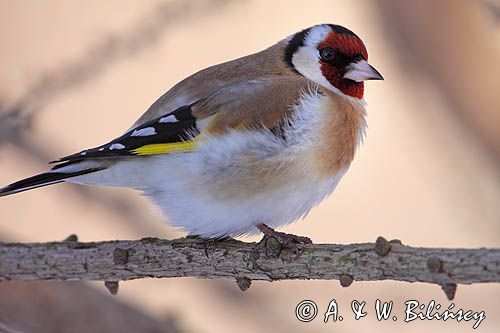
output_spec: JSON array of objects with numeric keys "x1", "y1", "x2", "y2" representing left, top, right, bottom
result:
[{"x1": 1, "y1": 24, "x2": 383, "y2": 239}]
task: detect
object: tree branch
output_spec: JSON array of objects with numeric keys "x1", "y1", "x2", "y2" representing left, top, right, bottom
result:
[{"x1": 0, "y1": 236, "x2": 498, "y2": 300}]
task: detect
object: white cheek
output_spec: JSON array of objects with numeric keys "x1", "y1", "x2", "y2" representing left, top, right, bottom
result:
[{"x1": 292, "y1": 47, "x2": 340, "y2": 94}]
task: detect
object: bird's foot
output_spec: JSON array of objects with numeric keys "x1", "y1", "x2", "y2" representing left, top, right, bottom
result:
[{"x1": 251, "y1": 223, "x2": 312, "y2": 271}]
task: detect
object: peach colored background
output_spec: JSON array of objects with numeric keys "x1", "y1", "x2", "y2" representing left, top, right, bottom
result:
[{"x1": 1, "y1": 0, "x2": 499, "y2": 332}]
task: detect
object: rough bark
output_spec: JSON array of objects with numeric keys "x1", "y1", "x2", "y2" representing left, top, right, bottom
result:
[{"x1": 0, "y1": 236, "x2": 499, "y2": 300}]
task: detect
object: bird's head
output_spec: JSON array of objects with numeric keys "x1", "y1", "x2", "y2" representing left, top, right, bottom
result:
[{"x1": 285, "y1": 24, "x2": 383, "y2": 99}]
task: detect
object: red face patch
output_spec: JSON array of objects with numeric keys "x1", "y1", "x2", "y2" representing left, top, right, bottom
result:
[
  {"x1": 320, "y1": 65, "x2": 365, "y2": 99},
  {"x1": 319, "y1": 31, "x2": 368, "y2": 60},
  {"x1": 318, "y1": 31, "x2": 368, "y2": 99}
]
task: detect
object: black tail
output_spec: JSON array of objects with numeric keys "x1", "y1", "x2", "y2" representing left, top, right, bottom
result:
[{"x1": 0, "y1": 168, "x2": 102, "y2": 197}]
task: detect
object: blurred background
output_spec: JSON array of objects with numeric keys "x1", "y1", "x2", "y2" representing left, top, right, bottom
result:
[{"x1": 0, "y1": 0, "x2": 499, "y2": 332}]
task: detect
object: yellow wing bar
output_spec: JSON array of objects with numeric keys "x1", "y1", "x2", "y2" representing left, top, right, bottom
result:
[{"x1": 131, "y1": 140, "x2": 197, "y2": 156}]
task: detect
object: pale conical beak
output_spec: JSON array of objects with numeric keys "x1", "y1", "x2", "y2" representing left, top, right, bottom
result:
[{"x1": 343, "y1": 59, "x2": 384, "y2": 82}]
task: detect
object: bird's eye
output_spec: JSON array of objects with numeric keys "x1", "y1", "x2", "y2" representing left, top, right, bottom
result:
[{"x1": 320, "y1": 47, "x2": 335, "y2": 62}]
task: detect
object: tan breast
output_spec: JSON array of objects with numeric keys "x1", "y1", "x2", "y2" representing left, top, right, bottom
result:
[{"x1": 312, "y1": 89, "x2": 367, "y2": 178}]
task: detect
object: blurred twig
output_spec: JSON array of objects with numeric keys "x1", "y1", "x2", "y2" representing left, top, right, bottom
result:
[
  {"x1": 0, "y1": 0, "x2": 231, "y2": 236},
  {"x1": 375, "y1": 0, "x2": 500, "y2": 165},
  {"x1": 478, "y1": 0, "x2": 500, "y2": 22},
  {"x1": 0, "y1": 321, "x2": 23, "y2": 333},
  {"x1": 0, "y1": 236, "x2": 499, "y2": 300},
  {"x1": 0, "y1": 0, "x2": 230, "y2": 137}
]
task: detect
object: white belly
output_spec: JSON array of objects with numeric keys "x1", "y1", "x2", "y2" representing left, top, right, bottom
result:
[
  {"x1": 148, "y1": 174, "x2": 345, "y2": 238},
  {"x1": 139, "y1": 128, "x2": 348, "y2": 238}
]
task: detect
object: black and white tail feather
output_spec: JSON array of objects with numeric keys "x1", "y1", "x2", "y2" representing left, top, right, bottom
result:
[{"x1": 0, "y1": 168, "x2": 104, "y2": 197}]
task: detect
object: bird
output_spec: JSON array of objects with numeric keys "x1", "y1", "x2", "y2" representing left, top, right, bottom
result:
[{"x1": 0, "y1": 24, "x2": 383, "y2": 241}]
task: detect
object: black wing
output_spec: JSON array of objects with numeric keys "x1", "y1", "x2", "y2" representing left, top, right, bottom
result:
[{"x1": 51, "y1": 104, "x2": 198, "y2": 169}]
